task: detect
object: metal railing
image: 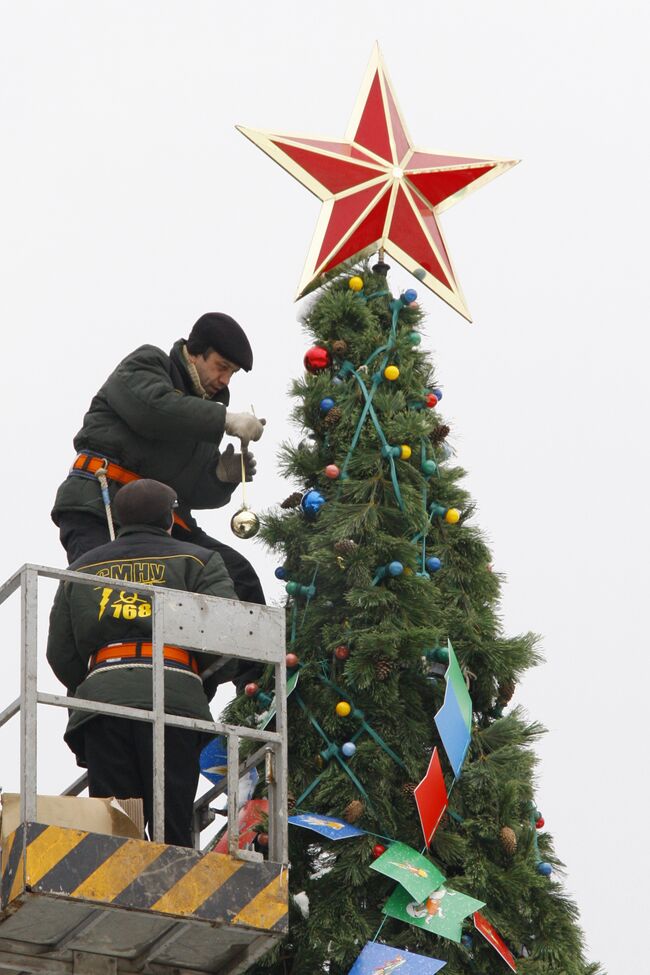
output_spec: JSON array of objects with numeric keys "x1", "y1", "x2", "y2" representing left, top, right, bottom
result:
[{"x1": 0, "y1": 564, "x2": 288, "y2": 863}]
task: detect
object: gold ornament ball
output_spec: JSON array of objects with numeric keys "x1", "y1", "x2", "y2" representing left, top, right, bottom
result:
[
  {"x1": 230, "y1": 507, "x2": 260, "y2": 539},
  {"x1": 335, "y1": 700, "x2": 352, "y2": 717},
  {"x1": 445, "y1": 507, "x2": 461, "y2": 525},
  {"x1": 348, "y1": 275, "x2": 364, "y2": 292},
  {"x1": 384, "y1": 365, "x2": 400, "y2": 381},
  {"x1": 400, "y1": 444, "x2": 412, "y2": 460}
]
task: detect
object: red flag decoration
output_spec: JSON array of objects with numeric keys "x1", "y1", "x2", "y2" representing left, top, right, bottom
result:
[
  {"x1": 213, "y1": 798, "x2": 268, "y2": 853},
  {"x1": 414, "y1": 747, "x2": 448, "y2": 846},
  {"x1": 473, "y1": 912, "x2": 517, "y2": 971}
]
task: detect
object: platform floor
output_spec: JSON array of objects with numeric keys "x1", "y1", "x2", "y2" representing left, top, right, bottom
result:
[{"x1": 0, "y1": 822, "x2": 287, "y2": 975}]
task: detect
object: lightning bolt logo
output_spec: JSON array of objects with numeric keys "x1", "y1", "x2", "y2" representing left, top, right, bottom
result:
[{"x1": 98, "y1": 587, "x2": 113, "y2": 620}]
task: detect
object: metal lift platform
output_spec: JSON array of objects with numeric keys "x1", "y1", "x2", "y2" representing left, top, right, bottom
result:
[{"x1": 0, "y1": 565, "x2": 289, "y2": 975}]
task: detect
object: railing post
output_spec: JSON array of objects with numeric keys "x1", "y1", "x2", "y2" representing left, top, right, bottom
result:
[
  {"x1": 20, "y1": 568, "x2": 38, "y2": 823},
  {"x1": 151, "y1": 589, "x2": 165, "y2": 843},
  {"x1": 270, "y1": 658, "x2": 288, "y2": 863},
  {"x1": 227, "y1": 732, "x2": 240, "y2": 857}
]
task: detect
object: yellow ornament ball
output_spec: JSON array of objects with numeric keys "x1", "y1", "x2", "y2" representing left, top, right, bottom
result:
[
  {"x1": 348, "y1": 276, "x2": 364, "y2": 292},
  {"x1": 445, "y1": 507, "x2": 461, "y2": 524},
  {"x1": 400, "y1": 444, "x2": 412, "y2": 460},
  {"x1": 403, "y1": 566, "x2": 414, "y2": 576},
  {"x1": 384, "y1": 365, "x2": 400, "y2": 381},
  {"x1": 335, "y1": 701, "x2": 352, "y2": 717}
]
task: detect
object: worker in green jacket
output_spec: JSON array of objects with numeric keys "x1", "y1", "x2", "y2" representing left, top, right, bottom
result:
[
  {"x1": 51, "y1": 312, "x2": 266, "y2": 603},
  {"x1": 47, "y1": 479, "x2": 238, "y2": 848}
]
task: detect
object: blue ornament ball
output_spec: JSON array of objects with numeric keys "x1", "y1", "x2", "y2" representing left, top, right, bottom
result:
[
  {"x1": 537, "y1": 861, "x2": 553, "y2": 876},
  {"x1": 403, "y1": 288, "x2": 418, "y2": 303},
  {"x1": 426, "y1": 556, "x2": 442, "y2": 573},
  {"x1": 301, "y1": 489, "x2": 326, "y2": 517},
  {"x1": 432, "y1": 387, "x2": 443, "y2": 400},
  {"x1": 388, "y1": 561, "x2": 404, "y2": 577},
  {"x1": 341, "y1": 741, "x2": 356, "y2": 758},
  {"x1": 320, "y1": 397, "x2": 335, "y2": 413},
  {"x1": 332, "y1": 376, "x2": 344, "y2": 385},
  {"x1": 461, "y1": 934, "x2": 473, "y2": 948},
  {"x1": 274, "y1": 566, "x2": 287, "y2": 580}
]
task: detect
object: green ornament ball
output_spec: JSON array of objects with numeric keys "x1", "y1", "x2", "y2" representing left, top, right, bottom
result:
[{"x1": 406, "y1": 331, "x2": 421, "y2": 346}]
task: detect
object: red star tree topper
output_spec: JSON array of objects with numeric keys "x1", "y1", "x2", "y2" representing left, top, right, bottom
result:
[{"x1": 238, "y1": 44, "x2": 517, "y2": 321}]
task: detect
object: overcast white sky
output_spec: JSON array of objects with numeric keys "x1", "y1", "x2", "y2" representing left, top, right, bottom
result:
[{"x1": 2, "y1": 2, "x2": 648, "y2": 970}]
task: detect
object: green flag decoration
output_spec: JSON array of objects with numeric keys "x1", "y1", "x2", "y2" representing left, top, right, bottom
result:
[
  {"x1": 383, "y1": 884, "x2": 485, "y2": 944},
  {"x1": 370, "y1": 841, "x2": 445, "y2": 902}
]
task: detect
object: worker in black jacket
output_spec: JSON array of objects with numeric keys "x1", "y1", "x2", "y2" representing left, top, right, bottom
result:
[
  {"x1": 51, "y1": 312, "x2": 266, "y2": 603},
  {"x1": 47, "y1": 479, "x2": 238, "y2": 848}
]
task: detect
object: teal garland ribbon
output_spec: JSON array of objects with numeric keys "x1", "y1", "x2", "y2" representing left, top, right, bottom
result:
[
  {"x1": 293, "y1": 691, "x2": 374, "y2": 811},
  {"x1": 318, "y1": 664, "x2": 407, "y2": 770}
]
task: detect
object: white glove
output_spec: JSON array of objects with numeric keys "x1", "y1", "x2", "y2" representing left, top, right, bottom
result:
[
  {"x1": 224, "y1": 412, "x2": 266, "y2": 446},
  {"x1": 216, "y1": 444, "x2": 257, "y2": 483}
]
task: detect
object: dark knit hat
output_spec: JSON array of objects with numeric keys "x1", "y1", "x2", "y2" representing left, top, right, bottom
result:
[
  {"x1": 186, "y1": 312, "x2": 253, "y2": 372},
  {"x1": 114, "y1": 480, "x2": 177, "y2": 529}
]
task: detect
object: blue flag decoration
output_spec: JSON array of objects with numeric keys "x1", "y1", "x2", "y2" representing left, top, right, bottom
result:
[
  {"x1": 432, "y1": 641, "x2": 473, "y2": 778},
  {"x1": 199, "y1": 735, "x2": 227, "y2": 785},
  {"x1": 288, "y1": 812, "x2": 366, "y2": 840},
  {"x1": 348, "y1": 941, "x2": 446, "y2": 974}
]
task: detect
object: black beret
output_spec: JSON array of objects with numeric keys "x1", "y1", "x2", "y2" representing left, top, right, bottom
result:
[
  {"x1": 114, "y1": 480, "x2": 177, "y2": 529},
  {"x1": 187, "y1": 312, "x2": 253, "y2": 372}
]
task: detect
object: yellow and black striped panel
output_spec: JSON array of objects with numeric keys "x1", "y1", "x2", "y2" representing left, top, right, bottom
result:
[{"x1": 2, "y1": 823, "x2": 287, "y2": 934}]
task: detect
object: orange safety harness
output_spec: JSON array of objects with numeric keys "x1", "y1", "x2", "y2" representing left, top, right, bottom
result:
[
  {"x1": 71, "y1": 453, "x2": 190, "y2": 531},
  {"x1": 89, "y1": 642, "x2": 198, "y2": 674}
]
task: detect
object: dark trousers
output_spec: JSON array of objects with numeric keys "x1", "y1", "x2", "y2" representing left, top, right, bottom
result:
[
  {"x1": 84, "y1": 716, "x2": 203, "y2": 848},
  {"x1": 58, "y1": 510, "x2": 265, "y2": 604}
]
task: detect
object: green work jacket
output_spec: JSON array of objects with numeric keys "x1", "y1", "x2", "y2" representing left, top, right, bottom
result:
[
  {"x1": 51, "y1": 339, "x2": 235, "y2": 532},
  {"x1": 46, "y1": 524, "x2": 238, "y2": 763}
]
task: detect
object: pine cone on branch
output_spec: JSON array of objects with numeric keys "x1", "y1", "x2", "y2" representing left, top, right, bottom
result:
[
  {"x1": 499, "y1": 825, "x2": 518, "y2": 856},
  {"x1": 343, "y1": 799, "x2": 365, "y2": 823},
  {"x1": 430, "y1": 424, "x2": 451, "y2": 445},
  {"x1": 281, "y1": 491, "x2": 303, "y2": 509},
  {"x1": 497, "y1": 678, "x2": 516, "y2": 705},
  {"x1": 324, "y1": 406, "x2": 342, "y2": 427},
  {"x1": 401, "y1": 782, "x2": 417, "y2": 799},
  {"x1": 334, "y1": 539, "x2": 358, "y2": 556},
  {"x1": 375, "y1": 658, "x2": 394, "y2": 681}
]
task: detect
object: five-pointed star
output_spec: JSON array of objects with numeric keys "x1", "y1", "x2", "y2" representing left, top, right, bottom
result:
[{"x1": 238, "y1": 45, "x2": 517, "y2": 321}]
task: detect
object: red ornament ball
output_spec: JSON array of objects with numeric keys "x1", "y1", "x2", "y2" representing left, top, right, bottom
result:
[
  {"x1": 425, "y1": 393, "x2": 438, "y2": 408},
  {"x1": 371, "y1": 843, "x2": 387, "y2": 859},
  {"x1": 536, "y1": 817, "x2": 545, "y2": 829},
  {"x1": 256, "y1": 832, "x2": 269, "y2": 848},
  {"x1": 244, "y1": 682, "x2": 259, "y2": 698},
  {"x1": 335, "y1": 645, "x2": 350, "y2": 661},
  {"x1": 325, "y1": 464, "x2": 340, "y2": 479},
  {"x1": 286, "y1": 652, "x2": 300, "y2": 669},
  {"x1": 304, "y1": 346, "x2": 331, "y2": 373}
]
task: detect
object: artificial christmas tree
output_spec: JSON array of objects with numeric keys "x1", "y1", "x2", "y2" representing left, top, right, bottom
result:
[
  {"x1": 222, "y1": 43, "x2": 600, "y2": 975},
  {"x1": 223, "y1": 265, "x2": 599, "y2": 975}
]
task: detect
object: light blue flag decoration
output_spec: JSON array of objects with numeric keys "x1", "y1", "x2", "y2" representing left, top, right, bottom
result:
[
  {"x1": 348, "y1": 941, "x2": 446, "y2": 974},
  {"x1": 434, "y1": 679, "x2": 471, "y2": 777},
  {"x1": 288, "y1": 812, "x2": 365, "y2": 841}
]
